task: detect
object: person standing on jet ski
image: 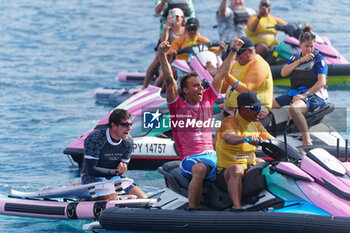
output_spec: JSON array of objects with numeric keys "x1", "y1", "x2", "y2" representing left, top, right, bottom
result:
[
  {"x1": 143, "y1": 8, "x2": 186, "y2": 90},
  {"x1": 80, "y1": 109, "x2": 148, "y2": 199},
  {"x1": 272, "y1": 25, "x2": 328, "y2": 146},
  {"x1": 158, "y1": 37, "x2": 244, "y2": 209},
  {"x1": 215, "y1": 91, "x2": 274, "y2": 210},
  {"x1": 155, "y1": 0, "x2": 195, "y2": 37},
  {"x1": 246, "y1": 0, "x2": 286, "y2": 58},
  {"x1": 216, "y1": 0, "x2": 255, "y2": 43},
  {"x1": 143, "y1": 0, "x2": 195, "y2": 91}
]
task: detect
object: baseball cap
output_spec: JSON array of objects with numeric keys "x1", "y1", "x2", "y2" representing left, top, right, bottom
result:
[
  {"x1": 171, "y1": 8, "x2": 184, "y2": 17},
  {"x1": 239, "y1": 37, "x2": 254, "y2": 49},
  {"x1": 237, "y1": 91, "x2": 267, "y2": 107},
  {"x1": 186, "y1": 17, "x2": 199, "y2": 27}
]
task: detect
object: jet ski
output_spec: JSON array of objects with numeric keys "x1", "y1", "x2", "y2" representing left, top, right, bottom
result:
[
  {"x1": 94, "y1": 42, "x2": 222, "y2": 107},
  {"x1": 63, "y1": 85, "x2": 347, "y2": 170},
  {"x1": 265, "y1": 23, "x2": 350, "y2": 87},
  {"x1": 0, "y1": 178, "x2": 156, "y2": 219},
  {"x1": 83, "y1": 139, "x2": 350, "y2": 233},
  {"x1": 114, "y1": 23, "x2": 350, "y2": 88}
]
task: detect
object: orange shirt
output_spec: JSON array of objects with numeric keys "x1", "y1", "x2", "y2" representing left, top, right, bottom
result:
[{"x1": 168, "y1": 34, "x2": 219, "y2": 60}]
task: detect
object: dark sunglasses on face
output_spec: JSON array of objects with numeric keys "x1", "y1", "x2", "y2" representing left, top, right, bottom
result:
[
  {"x1": 186, "y1": 26, "x2": 198, "y2": 32},
  {"x1": 261, "y1": 2, "x2": 271, "y2": 7},
  {"x1": 244, "y1": 105, "x2": 261, "y2": 112},
  {"x1": 118, "y1": 122, "x2": 133, "y2": 128},
  {"x1": 237, "y1": 48, "x2": 249, "y2": 56}
]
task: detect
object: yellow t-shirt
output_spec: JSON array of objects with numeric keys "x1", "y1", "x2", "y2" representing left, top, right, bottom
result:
[
  {"x1": 246, "y1": 14, "x2": 286, "y2": 47},
  {"x1": 216, "y1": 115, "x2": 273, "y2": 172},
  {"x1": 168, "y1": 34, "x2": 218, "y2": 60},
  {"x1": 223, "y1": 55, "x2": 273, "y2": 110}
]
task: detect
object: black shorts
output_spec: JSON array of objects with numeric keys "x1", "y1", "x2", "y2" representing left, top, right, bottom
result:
[{"x1": 215, "y1": 168, "x2": 228, "y2": 191}]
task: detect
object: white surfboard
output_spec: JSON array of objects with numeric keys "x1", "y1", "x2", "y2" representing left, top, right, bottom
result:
[{"x1": 11, "y1": 178, "x2": 133, "y2": 199}]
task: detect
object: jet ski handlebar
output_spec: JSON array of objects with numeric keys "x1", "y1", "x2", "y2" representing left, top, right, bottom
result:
[
  {"x1": 177, "y1": 42, "x2": 221, "y2": 55},
  {"x1": 266, "y1": 23, "x2": 303, "y2": 39},
  {"x1": 260, "y1": 139, "x2": 303, "y2": 162}
]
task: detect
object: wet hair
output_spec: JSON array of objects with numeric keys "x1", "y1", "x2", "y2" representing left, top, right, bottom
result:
[
  {"x1": 299, "y1": 24, "x2": 316, "y2": 43},
  {"x1": 180, "y1": 71, "x2": 199, "y2": 91},
  {"x1": 108, "y1": 108, "x2": 131, "y2": 127}
]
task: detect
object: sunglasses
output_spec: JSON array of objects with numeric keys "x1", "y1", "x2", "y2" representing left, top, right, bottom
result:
[
  {"x1": 237, "y1": 48, "x2": 249, "y2": 56},
  {"x1": 261, "y1": 2, "x2": 271, "y2": 7},
  {"x1": 118, "y1": 122, "x2": 133, "y2": 128},
  {"x1": 186, "y1": 26, "x2": 198, "y2": 32},
  {"x1": 244, "y1": 105, "x2": 261, "y2": 112}
]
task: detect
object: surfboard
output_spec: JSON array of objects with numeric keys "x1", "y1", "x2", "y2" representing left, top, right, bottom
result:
[{"x1": 11, "y1": 178, "x2": 133, "y2": 199}]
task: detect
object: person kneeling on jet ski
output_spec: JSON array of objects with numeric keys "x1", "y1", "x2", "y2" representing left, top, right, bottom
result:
[
  {"x1": 272, "y1": 25, "x2": 328, "y2": 146},
  {"x1": 80, "y1": 109, "x2": 148, "y2": 199},
  {"x1": 215, "y1": 91, "x2": 274, "y2": 210}
]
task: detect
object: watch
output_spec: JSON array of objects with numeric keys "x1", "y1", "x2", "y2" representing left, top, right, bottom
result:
[{"x1": 243, "y1": 137, "x2": 251, "y2": 143}]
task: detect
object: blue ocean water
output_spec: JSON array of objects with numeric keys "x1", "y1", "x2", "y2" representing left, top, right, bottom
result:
[{"x1": 0, "y1": 0, "x2": 349, "y2": 232}]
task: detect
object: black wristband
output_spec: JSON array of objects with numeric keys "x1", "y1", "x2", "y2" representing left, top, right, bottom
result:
[
  {"x1": 230, "y1": 47, "x2": 239, "y2": 53},
  {"x1": 111, "y1": 169, "x2": 118, "y2": 176},
  {"x1": 257, "y1": 15, "x2": 261, "y2": 20}
]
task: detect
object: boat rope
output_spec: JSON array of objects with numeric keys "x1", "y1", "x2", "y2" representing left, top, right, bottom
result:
[{"x1": 67, "y1": 154, "x2": 79, "y2": 168}]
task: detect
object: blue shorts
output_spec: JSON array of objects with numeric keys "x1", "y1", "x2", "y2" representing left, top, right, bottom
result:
[
  {"x1": 180, "y1": 150, "x2": 217, "y2": 179},
  {"x1": 275, "y1": 94, "x2": 325, "y2": 112},
  {"x1": 81, "y1": 175, "x2": 137, "y2": 195}
]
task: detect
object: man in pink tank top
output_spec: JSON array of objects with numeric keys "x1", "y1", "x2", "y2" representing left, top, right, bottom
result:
[{"x1": 158, "y1": 38, "x2": 243, "y2": 209}]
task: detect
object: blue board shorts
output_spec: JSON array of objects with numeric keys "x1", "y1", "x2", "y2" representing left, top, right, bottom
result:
[
  {"x1": 81, "y1": 175, "x2": 137, "y2": 195},
  {"x1": 275, "y1": 94, "x2": 325, "y2": 112},
  {"x1": 180, "y1": 150, "x2": 217, "y2": 179}
]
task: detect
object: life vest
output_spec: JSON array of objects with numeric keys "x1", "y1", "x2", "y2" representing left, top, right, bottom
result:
[
  {"x1": 163, "y1": 0, "x2": 191, "y2": 18},
  {"x1": 246, "y1": 15, "x2": 278, "y2": 47},
  {"x1": 175, "y1": 35, "x2": 202, "y2": 60},
  {"x1": 290, "y1": 52, "x2": 319, "y2": 90},
  {"x1": 233, "y1": 8, "x2": 251, "y2": 25}
]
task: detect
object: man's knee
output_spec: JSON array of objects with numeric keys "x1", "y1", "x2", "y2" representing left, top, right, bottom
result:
[
  {"x1": 191, "y1": 163, "x2": 208, "y2": 179},
  {"x1": 226, "y1": 164, "x2": 244, "y2": 177},
  {"x1": 255, "y1": 158, "x2": 265, "y2": 164}
]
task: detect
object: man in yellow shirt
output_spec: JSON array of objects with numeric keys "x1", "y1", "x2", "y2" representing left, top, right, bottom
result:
[
  {"x1": 221, "y1": 37, "x2": 273, "y2": 116},
  {"x1": 246, "y1": 0, "x2": 286, "y2": 57},
  {"x1": 215, "y1": 91, "x2": 274, "y2": 210}
]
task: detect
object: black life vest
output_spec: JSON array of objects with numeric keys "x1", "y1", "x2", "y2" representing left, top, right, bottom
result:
[
  {"x1": 162, "y1": 0, "x2": 191, "y2": 18},
  {"x1": 233, "y1": 8, "x2": 251, "y2": 25},
  {"x1": 290, "y1": 51, "x2": 320, "y2": 90}
]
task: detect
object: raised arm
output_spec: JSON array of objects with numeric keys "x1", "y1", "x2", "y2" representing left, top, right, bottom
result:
[
  {"x1": 218, "y1": 0, "x2": 228, "y2": 18},
  {"x1": 158, "y1": 41, "x2": 178, "y2": 102},
  {"x1": 155, "y1": 0, "x2": 167, "y2": 15},
  {"x1": 211, "y1": 38, "x2": 244, "y2": 93},
  {"x1": 247, "y1": 15, "x2": 260, "y2": 32}
]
